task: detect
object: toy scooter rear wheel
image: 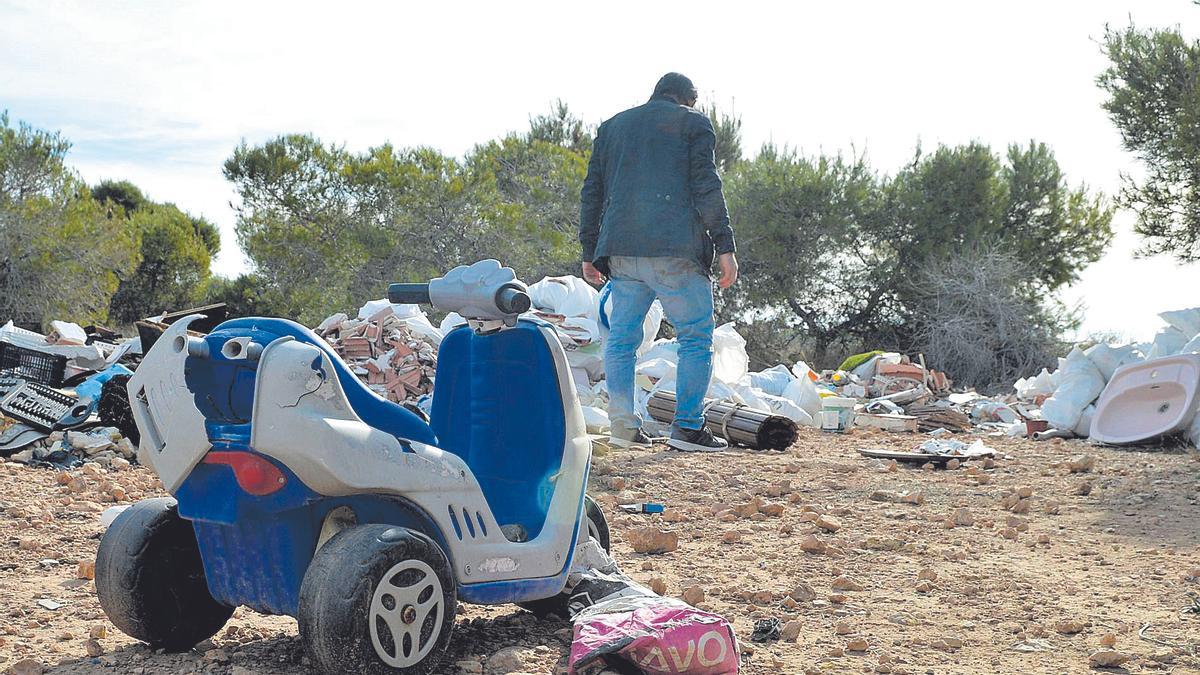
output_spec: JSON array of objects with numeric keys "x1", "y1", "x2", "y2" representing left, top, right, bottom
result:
[
  {"x1": 95, "y1": 497, "x2": 233, "y2": 651},
  {"x1": 299, "y1": 524, "x2": 456, "y2": 675},
  {"x1": 519, "y1": 494, "x2": 610, "y2": 619}
]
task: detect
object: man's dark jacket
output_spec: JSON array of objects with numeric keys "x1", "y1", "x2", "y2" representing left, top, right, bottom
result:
[{"x1": 579, "y1": 95, "x2": 735, "y2": 276}]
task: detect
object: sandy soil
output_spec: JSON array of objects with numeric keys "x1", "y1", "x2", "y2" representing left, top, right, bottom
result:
[{"x1": 2, "y1": 430, "x2": 1199, "y2": 675}]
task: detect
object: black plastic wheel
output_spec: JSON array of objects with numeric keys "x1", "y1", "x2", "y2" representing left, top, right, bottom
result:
[
  {"x1": 518, "y1": 494, "x2": 610, "y2": 619},
  {"x1": 299, "y1": 525, "x2": 456, "y2": 675},
  {"x1": 95, "y1": 497, "x2": 232, "y2": 651}
]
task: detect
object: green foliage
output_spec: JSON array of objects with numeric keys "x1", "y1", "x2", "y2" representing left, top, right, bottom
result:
[
  {"x1": 723, "y1": 141, "x2": 1112, "y2": 373},
  {"x1": 226, "y1": 106, "x2": 589, "y2": 324},
  {"x1": 1099, "y1": 22, "x2": 1200, "y2": 262},
  {"x1": 703, "y1": 103, "x2": 743, "y2": 173},
  {"x1": 721, "y1": 147, "x2": 889, "y2": 363},
  {"x1": 528, "y1": 100, "x2": 593, "y2": 155},
  {"x1": 108, "y1": 203, "x2": 215, "y2": 323},
  {"x1": 0, "y1": 112, "x2": 138, "y2": 328},
  {"x1": 92, "y1": 180, "x2": 146, "y2": 215},
  {"x1": 203, "y1": 273, "x2": 283, "y2": 318}
]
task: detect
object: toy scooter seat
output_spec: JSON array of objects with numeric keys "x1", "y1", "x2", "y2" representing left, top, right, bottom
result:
[
  {"x1": 212, "y1": 317, "x2": 437, "y2": 446},
  {"x1": 431, "y1": 320, "x2": 567, "y2": 541}
]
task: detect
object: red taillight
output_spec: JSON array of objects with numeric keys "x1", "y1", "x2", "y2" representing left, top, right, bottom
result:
[{"x1": 203, "y1": 451, "x2": 287, "y2": 496}]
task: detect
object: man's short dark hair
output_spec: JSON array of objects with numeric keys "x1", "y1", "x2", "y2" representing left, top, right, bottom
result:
[{"x1": 652, "y1": 72, "x2": 698, "y2": 103}]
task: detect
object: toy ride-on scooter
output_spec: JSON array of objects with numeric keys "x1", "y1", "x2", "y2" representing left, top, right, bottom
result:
[{"x1": 95, "y1": 259, "x2": 610, "y2": 675}]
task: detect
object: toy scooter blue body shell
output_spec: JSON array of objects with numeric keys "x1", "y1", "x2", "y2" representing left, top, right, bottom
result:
[{"x1": 99, "y1": 260, "x2": 603, "y2": 674}]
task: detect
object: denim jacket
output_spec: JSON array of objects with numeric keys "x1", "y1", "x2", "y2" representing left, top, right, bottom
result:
[{"x1": 579, "y1": 95, "x2": 735, "y2": 276}]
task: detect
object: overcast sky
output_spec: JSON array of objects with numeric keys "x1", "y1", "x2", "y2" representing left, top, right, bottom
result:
[{"x1": 1, "y1": 0, "x2": 1196, "y2": 341}]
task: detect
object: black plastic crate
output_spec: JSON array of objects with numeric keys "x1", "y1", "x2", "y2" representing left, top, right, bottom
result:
[{"x1": 0, "y1": 342, "x2": 68, "y2": 388}]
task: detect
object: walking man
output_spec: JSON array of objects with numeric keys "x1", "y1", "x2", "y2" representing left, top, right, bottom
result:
[{"x1": 579, "y1": 72, "x2": 739, "y2": 452}]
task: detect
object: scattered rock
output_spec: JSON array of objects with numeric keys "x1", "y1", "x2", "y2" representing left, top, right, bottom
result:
[
  {"x1": 917, "y1": 568, "x2": 937, "y2": 582},
  {"x1": 721, "y1": 530, "x2": 742, "y2": 544},
  {"x1": 76, "y1": 560, "x2": 95, "y2": 580},
  {"x1": 486, "y1": 646, "x2": 525, "y2": 673},
  {"x1": 682, "y1": 585, "x2": 705, "y2": 606},
  {"x1": 846, "y1": 638, "x2": 870, "y2": 652},
  {"x1": 8, "y1": 659, "x2": 45, "y2": 675},
  {"x1": 815, "y1": 515, "x2": 842, "y2": 532},
  {"x1": 1068, "y1": 455, "x2": 1097, "y2": 473},
  {"x1": 649, "y1": 578, "x2": 667, "y2": 595},
  {"x1": 780, "y1": 620, "x2": 802, "y2": 642},
  {"x1": 1055, "y1": 619, "x2": 1086, "y2": 635},
  {"x1": 1099, "y1": 633, "x2": 1117, "y2": 648},
  {"x1": 1073, "y1": 481, "x2": 1093, "y2": 496},
  {"x1": 799, "y1": 535, "x2": 827, "y2": 555},
  {"x1": 831, "y1": 575, "x2": 864, "y2": 591},
  {"x1": 1087, "y1": 650, "x2": 1130, "y2": 668},
  {"x1": 790, "y1": 582, "x2": 817, "y2": 602},
  {"x1": 834, "y1": 621, "x2": 853, "y2": 635},
  {"x1": 84, "y1": 637, "x2": 104, "y2": 657},
  {"x1": 626, "y1": 528, "x2": 679, "y2": 554},
  {"x1": 952, "y1": 508, "x2": 975, "y2": 527}
]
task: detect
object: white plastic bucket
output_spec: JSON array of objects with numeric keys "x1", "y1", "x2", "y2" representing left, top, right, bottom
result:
[{"x1": 821, "y1": 397, "x2": 857, "y2": 432}]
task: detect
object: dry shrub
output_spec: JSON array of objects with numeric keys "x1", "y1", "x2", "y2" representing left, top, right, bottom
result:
[{"x1": 907, "y1": 248, "x2": 1066, "y2": 390}]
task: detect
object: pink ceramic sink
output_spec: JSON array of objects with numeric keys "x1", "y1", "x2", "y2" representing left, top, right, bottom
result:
[{"x1": 1090, "y1": 353, "x2": 1200, "y2": 445}]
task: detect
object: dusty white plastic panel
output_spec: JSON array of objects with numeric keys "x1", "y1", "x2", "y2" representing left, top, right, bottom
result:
[
  {"x1": 125, "y1": 316, "x2": 213, "y2": 493},
  {"x1": 250, "y1": 330, "x2": 591, "y2": 585}
]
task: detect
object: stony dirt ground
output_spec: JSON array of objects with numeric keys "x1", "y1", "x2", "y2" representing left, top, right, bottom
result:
[{"x1": 2, "y1": 430, "x2": 1199, "y2": 675}]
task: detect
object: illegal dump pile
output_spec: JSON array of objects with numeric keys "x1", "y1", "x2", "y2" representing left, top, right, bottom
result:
[{"x1": 0, "y1": 318, "x2": 143, "y2": 470}]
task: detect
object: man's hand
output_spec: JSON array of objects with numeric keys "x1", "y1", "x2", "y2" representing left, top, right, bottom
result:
[
  {"x1": 717, "y1": 252, "x2": 738, "y2": 289},
  {"x1": 582, "y1": 261, "x2": 605, "y2": 285}
]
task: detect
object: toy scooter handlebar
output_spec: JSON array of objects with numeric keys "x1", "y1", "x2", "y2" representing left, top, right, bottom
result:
[
  {"x1": 495, "y1": 286, "x2": 532, "y2": 314},
  {"x1": 388, "y1": 283, "x2": 432, "y2": 305},
  {"x1": 388, "y1": 280, "x2": 531, "y2": 316}
]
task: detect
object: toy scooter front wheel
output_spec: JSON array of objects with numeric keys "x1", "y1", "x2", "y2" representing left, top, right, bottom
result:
[
  {"x1": 299, "y1": 524, "x2": 456, "y2": 675},
  {"x1": 94, "y1": 497, "x2": 233, "y2": 651}
]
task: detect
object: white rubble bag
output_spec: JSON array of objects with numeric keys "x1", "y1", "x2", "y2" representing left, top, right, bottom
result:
[
  {"x1": 1084, "y1": 343, "x2": 1142, "y2": 382},
  {"x1": 742, "y1": 364, "x2": 794, "y2": 397},
  {"x1": 1041, "y1": 347, "x2": 1106, "y2": 431},
  {"x1": 1159, "y1": 306, "x2": 1200, "y2": 338},
  {"x1": 1146, "y1": 327, "x2": 1189, "y2": 360},
  {"x1": 781, "y1": 362, "x2": 823, "y2": 425},
  {"x1": 527, "y1": 275, "x2": 600, "y2": 322},
  {"x1": 711, "y1": 322, "x2": 749, "y2": 385}
]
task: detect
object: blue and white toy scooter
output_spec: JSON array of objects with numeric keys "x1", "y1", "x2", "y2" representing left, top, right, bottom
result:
[{"x1": 95, "y1": 260, "x2": 609, "y2": 675}]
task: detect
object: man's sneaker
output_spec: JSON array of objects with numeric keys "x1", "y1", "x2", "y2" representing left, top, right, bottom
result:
[
  {"x1": 609, "y1": 428, "x2": 653, "y2": 449},
  {"x1": 667, "y1": 425, "x2": 728, "y2": 452}
]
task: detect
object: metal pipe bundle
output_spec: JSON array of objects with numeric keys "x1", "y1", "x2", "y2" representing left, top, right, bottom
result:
[{"x1": 646, "y1": 390, "x2": 799, "y2": 450}]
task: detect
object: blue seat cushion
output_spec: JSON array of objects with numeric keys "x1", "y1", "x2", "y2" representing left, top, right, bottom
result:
[{"x1": 430, "y1": 320, "x2": 566, "y2": 539}]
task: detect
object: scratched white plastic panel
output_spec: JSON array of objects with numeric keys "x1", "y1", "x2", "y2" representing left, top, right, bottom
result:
[{"x1": 125, "y1": 316, "x2": 212, "y2": 493}]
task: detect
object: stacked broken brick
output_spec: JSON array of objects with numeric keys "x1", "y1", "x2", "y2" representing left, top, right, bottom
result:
[{"x1": 315, "y1": 307, "x2": 438, "y2": 404}]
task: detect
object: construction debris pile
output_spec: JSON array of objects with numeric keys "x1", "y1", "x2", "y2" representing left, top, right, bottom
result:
[
  {"x1": 314, "y1": 300, "x2": 442, "y2": 404},
  {"x1": 507, "y1": 275, "x2": 1200, "y2": 454}
]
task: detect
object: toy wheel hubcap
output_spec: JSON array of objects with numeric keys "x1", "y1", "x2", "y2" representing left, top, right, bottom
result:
[{"x1": 369, "y1": 560, "x2": 443, "y2": 667}]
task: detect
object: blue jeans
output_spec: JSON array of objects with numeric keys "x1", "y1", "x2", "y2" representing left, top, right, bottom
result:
[{"x1": 605, "y1": 256, "x2": 715, "y2": 433}]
